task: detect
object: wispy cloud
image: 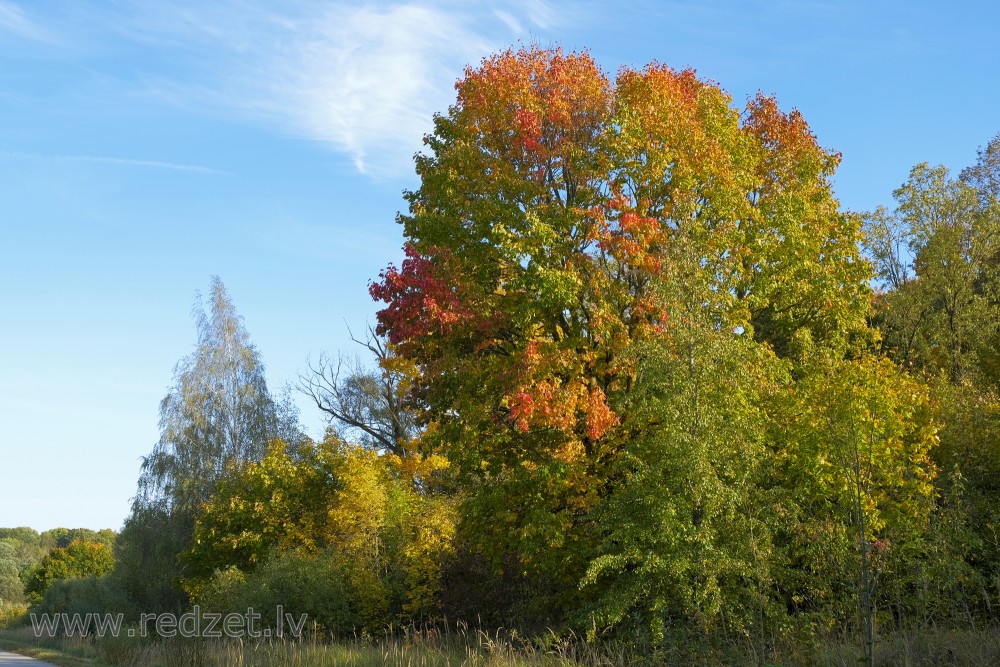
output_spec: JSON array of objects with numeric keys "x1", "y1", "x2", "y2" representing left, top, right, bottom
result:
[
  {"x1": 1, "y1": 150, "x2": 225, "y2": 174},
  {"x1": 3, "y1": 1, "x2": 567, "y2": 177},
  {"x1": 250, "y1": 4, "x2": 491, "y2": 176},
  {"x1": 0, "y1": 0, "x2": 52, "y2": 42},
  {"x1": 108, "y1": 1, "x2": 564, "y2": 178}
]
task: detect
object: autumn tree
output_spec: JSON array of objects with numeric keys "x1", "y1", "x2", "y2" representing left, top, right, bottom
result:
[{"x1": 370, "y1": 46, "x2": 874, "y2": 630}]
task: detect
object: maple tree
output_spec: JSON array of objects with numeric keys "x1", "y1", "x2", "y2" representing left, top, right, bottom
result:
[{"x1": 370, "y1": 46, "x2": 879, "y2": 628}]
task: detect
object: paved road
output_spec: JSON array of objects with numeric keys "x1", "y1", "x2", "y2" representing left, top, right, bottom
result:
[{"x1": 0, "y1": 650, "x2": 59, "y2": 666}]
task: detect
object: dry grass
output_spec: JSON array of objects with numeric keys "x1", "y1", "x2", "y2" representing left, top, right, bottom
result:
[
  {"x1": 817, "y1": 628, "x2": 1000, "y2": 667},
  {"x1": 3, "y1": 622, "x2": 1000, "y2": 667}
]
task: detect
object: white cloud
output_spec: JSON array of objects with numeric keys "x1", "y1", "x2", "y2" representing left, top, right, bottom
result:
[
  {"x1": 505, "y1": 0, "x2": 557, "y2": 30},
  {"x1": 493, "y1": 8, "x2": 525, "y2": 35},
  {"x1": 252, "y1": 4, "x2": 492, "y2": 176}
]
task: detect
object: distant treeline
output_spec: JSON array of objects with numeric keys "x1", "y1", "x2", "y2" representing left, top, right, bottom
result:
[{"x1": 0, "y1": 527, "x2": 115, "y2": 607}]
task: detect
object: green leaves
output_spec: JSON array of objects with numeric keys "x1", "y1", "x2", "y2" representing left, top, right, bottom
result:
[
  {"x1": 865, "y1": 160, "x2": 1000, "y2": 384},
  {"x1": 25, "y1": 540, "x2": 114, "y2": 602}
]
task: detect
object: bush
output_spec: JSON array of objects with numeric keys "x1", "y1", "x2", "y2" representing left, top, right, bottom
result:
[
  {"x1": 32, "y1": 573, "x2": 131, "y2": 618},
  {"x1": 197, "y1": 550, "x2": 358, "y2": 636}
]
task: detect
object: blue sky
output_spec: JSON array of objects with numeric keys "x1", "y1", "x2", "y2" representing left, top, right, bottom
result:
[{"x1": 1, "y1": 0, "x2": 997, "y2": 532}]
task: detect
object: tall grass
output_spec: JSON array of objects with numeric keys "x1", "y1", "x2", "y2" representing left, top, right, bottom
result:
[
  {"x1": 0, "y1": 621, "x2": 637, "y2": 667},
  {"x1": 4, "y1": 620, "x2": 1000, "y2": 666}
]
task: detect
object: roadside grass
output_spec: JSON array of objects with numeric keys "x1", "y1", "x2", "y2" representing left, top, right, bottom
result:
[
  {"x1": 0, "y1": 623, "x2": 631, "y2": 667},
  {"x1": 4, "y1": 621, "x2": 1000, "y2": 666},
  {"x1": 0, "y1": 632, "x2": 110, "y2": 667}
]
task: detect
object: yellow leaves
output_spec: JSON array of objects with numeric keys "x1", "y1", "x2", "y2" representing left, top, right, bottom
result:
[
  {"x1": 329, "y1": 447, "x2": 389, "y2": 556},
  {"x1": 321, "y1": 444, "x2": 458, "y2": 623},
  {"x1": 553, "y1": 438, "x2": 586, "y2": 465},
  {"x1": 388, "y1": 450, "x2": 450, "y2": 482},
  {"x1": 402, "y1": 498, "x2": 457, "y2": 618}
]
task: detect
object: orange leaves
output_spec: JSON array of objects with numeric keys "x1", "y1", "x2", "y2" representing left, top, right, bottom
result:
[
  {"x1": 619, "y1": 210, "x2": 659, "y2": 237},
  {"x1": 599, "y1": 204, "x2": 668, "y2": 275},
  {"x1": 506, "y1": 339, "x2": 620, "y2": 448},
  {"x1": 744, "y1": 92, "x2": 839, "y2": 183},
  {"x1": 615, "y1": 64, "x2": 704, "y2": 143},
  {"x1": 612, "y1": 63, "x2": 740, "y2": 205},
  {"x1": 455, "y1": 45, "x2": 610, "y2": 168},
  {"x1": 584, "y1": 384, "x2": 619, "y2": 440},
  {"x1": 508, "y1": 380, "x2": 573, "y2": 433},
  {"x1": 507, "y1": 379, "x2": 618, "y2": 453}
]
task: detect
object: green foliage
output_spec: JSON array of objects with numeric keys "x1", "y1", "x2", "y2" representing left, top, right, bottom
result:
[
  {"x1": 196, "y1": 551, "x2": 358, "y2": 636},
  {"x1": 182, "y1": 435, "x2": 345, "y2": 587},
  {"x1": 32, "y1": 573, "x2": 131, "y2": 618},
  {"x1": 926, "y1": 382, "x2": 1000, "y2": 611},
  {"x1": 40, "y1": 528, "x2": 116, "y2": 551},
  {"x1": 1, "y1": 527, "x2": 118, "y2": 609},
  {"x1": 0, "y1": 539, "x2": 26, "y2": 605},
  {"x1": 864, "y1": 162, "x2": 1000, "y2": 384},
  {"x1": 113, "y1": 505, "x2": 190, "y2": 615},
  {"x1": 771, "y1": 353, "x2": 938, "y2": 664},
  {"x1": 582, "y1": 326, "x2": 782, "y2": 643},
  {"x1": 862, "y1": 133, "x2": 1000, "y2": 635},
  {"x1": 961, "y1": 132, "x2": 1000, "y2": 205},
  {"x1": 25, "y1": 541, "x2": 114, "y2": 602},
  {"x1": 1, "y1": 529, "x2": 48, "y2": 581},
  {"x1": 0, "y1": 527, "x2": 40, "y2": 545}
]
